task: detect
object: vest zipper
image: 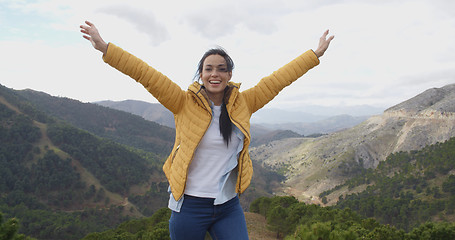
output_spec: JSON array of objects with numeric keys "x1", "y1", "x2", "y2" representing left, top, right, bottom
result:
[
  {"x1": 170, "y1": 144, "x2": 180, "y2": 163},
  {"x1": 229, "y1": 117, "x2": 250, "y2": 195},
  {"x1": 225, "y1": 86, "x2": 250, "y2": 195}
]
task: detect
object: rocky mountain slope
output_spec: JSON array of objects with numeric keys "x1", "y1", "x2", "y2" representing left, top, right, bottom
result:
[{"x1": 250, "y1": 83, "x2": 455, "y2": 203}]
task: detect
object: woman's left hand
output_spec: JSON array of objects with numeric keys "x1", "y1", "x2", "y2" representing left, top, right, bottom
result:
[{"x1": 314, "y1": 30, "x2": 334, "y2": 58}]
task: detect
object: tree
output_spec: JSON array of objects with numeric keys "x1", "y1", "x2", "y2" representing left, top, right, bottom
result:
[
  {"x1": 0, "y1": 212, "x2": 35, "y2": 240},
  {"x1": 407, "y1": 222, "x2": 455, "y2": 240},
  {"x1": 267, "y1": 206, "x2": 288, "y2": 238},
  {"x1": 363, "y1": 224, "x2": 404, "y2": 240},
  {"x1": 322, "y1": 196, "x2": 328, "y2": 204},
  {"x1": 293, "y1": 222, "x2": 332, "y2": 240}
]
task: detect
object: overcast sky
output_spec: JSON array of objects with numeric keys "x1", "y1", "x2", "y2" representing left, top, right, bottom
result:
[{"x1": 1, "y1": 0, "x2": 454, "y2": 113}]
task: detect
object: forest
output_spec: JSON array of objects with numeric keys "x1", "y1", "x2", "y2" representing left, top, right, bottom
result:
[
  {"x1": 0, "y1": 85, "x2": 169, "y2": 239},
  {"x1": 250, "y1": 195, "x2": 455, "y2": 239},
  {"x1": 4, "y1": 195, "x2": 453, "y2": 240}
]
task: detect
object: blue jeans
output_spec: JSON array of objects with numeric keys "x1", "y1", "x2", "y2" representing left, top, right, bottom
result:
[{"x1": 169, "y1": 195, "x2": 249, "y2": 240}]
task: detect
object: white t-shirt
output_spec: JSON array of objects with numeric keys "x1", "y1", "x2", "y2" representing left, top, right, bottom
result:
[{"x1": 184, "y1": 105, "x2": 241, "y2": 198}]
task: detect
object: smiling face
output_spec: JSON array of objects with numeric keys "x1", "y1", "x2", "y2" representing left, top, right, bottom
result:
[{"x1": 200, "y1": 54, "x2": 232, "y2": 106}]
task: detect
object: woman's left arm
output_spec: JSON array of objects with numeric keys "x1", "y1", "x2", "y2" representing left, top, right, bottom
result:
[{"x1": 242, "y1": 30, "x2": 334, "y2": 113}]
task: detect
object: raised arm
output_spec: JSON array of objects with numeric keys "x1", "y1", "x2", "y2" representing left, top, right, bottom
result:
[
  {"x1": 79, "y1": 21, "x2": 186, "y2": 114},
  {"x1": 80, "y1": 21, "x2": 108, "y2": 55},
  {"x1": 242, "y1": 30, "x2": 334, "y2": 113}
]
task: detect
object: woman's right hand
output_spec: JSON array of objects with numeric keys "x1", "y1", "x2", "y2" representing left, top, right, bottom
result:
[
  {"x1": 80, "y1": 21, "x2": 108, "y2": 55},
  {"x1": 314, "y1": 30, "x2": 334, "y2": 58}
]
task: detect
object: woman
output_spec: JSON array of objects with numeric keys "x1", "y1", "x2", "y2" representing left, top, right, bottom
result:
[{"x1": 80, "y1": 20, "x2": 333, "y2": 240}]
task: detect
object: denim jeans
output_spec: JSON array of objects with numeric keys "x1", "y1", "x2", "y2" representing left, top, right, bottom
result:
[{"x1": 169, "y1": 195, "x2": 249, "y2": 240}]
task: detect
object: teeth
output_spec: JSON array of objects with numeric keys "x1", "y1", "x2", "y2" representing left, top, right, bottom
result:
[{"x1": 209, "y1": 80, "x2": 221, "y2": 84}]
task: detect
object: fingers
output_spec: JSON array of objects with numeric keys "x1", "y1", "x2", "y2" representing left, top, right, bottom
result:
[
  {"x1": 79, "y1": 21, "x2": 95, "y2": 32},
  {"x1": 79, "y1": 21, "x2": 107, "y2": 53},
  {"x1": 79, "y1": 25, "x2": 89, "y2": 34},
  {"x1": 80, "y1": 21, "x2": 96, "y2": 40},
  {"x1": 322, "y1": 29, "x2": 329, "y2": 38},
  {"x1": 320, "y1": 30, "x2": 334, "y2": 49},
  {"x1": 314, "y1": 29, "x2": 334, "y2": 58},
  {"x1": 80, "y1": 25, "x2": 90, "y2": 40},
  {"x1": 321, "y1": 30, "x2": 334, "y2": 41}
]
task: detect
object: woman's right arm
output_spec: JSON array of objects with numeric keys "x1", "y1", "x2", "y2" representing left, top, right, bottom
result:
[{"x1": 80, "y1": 21, "x2": 185, "y2": 114}]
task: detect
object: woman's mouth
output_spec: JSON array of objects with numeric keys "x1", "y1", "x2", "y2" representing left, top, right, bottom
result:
[{"x1": 209, "y1": 80, "x2": 221, "y2": 84}]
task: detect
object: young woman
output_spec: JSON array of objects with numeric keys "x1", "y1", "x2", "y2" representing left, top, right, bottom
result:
[{"x1": 80, "y1": 20, "x2": 333, "y2": 240}]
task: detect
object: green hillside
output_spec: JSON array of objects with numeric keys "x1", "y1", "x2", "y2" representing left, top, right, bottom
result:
[
  {"x1": 321, "y1": 137, "x2": 455, "y2": 231},
  {"x1": 245, "y1": 137, "x2": 455, "y2": 239},
  {"x1": 250, "y1": 195, "x2": 455, "y2": 239},
  {"x1": 0, "y1": 84, "x2": 170, "y2": 239},
  {"x1": 17, "y1": 89, "x2": 175, "y2": 157}
]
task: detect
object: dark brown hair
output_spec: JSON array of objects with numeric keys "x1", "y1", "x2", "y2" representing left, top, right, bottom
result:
[{"x1": 196, "y1": 47, "x2": 235, "y2": 146}]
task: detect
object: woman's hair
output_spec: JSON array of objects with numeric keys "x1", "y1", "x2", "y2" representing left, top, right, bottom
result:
[
  {"x1": 196, "y1": 47, "x2": 235, "y2": 146},
  {"x1": 195, "y1": 47, "x2": 235, "y2": 80}
]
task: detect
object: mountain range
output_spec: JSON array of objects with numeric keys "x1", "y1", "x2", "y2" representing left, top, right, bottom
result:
[
  {"x1": 95, "y1": 100, "x2": 375, "y2": 144},
  {"x1": 0, "y1": 83, "x2": 284, "y2": 239},
  {"x1": 250, "y1": 83, "x2": 455, "y2": 204},
  {"x1": 1, "y1": 82, "x2": 455, "y2": 239}
]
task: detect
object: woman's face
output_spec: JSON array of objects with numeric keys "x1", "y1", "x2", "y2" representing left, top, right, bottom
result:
[{"x1": 200, "y1": 54, "x2": 232, "y2": 105}]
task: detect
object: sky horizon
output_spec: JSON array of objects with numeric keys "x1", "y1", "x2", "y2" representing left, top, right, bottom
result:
[{"x1": 1, "y1": 0, "x2": 454, "y2": 113}]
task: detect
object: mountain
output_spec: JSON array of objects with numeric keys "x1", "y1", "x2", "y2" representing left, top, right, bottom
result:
[
  {"x1": 95, "y1": 100, "x2": 175, "y2": 128},
  {"x1": 0, "y1": 83, "x2": 283, "y2": 238},
  {"x1": 17, "y1": 90, "x2": 175, "y2": 157},
  {"x1": 250, "y1": 83, "x2": 455, "y2": 203},
  {"x1": 80, "y1": 132, "x2": 455, "y2": 239},
  {"x1": 3, "y1": 81, "x2": 455, "y2": 238},
  {"x1": 95, "y1": 100, "x2": 306, "y2": 146},
  {"x1": 330, "y1": 136, "x2": 455, "y2": 231},
  {"x1": 259, "y1": 114, "x2": 369, "y2": 136},
  {"x1": 251, "y1": 105, "x2": 383, "y2": 123},
  {"x1": 95, "y1": 99, "x2": 371, "y2": 146},
  {"x1": 386, "y1": 84, "x2": 455, "y2": 112},
  {"x1": 0, "y1": 84, "x2": 166, "y2": 239},
  {"x1": 250, "y1": 127, "x2": 303, "y2": 147}
]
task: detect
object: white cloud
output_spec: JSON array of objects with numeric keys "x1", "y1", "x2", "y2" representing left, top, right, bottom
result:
[
  {"x1": 1, "y1": 0, "x2": 455, "y2": 114},
  {"x1": 96, "y1": 4, "x2": 170, "y2": 46},
  {"x1": 182, "y1": 0, "x2": 293, "y2": 38}
]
